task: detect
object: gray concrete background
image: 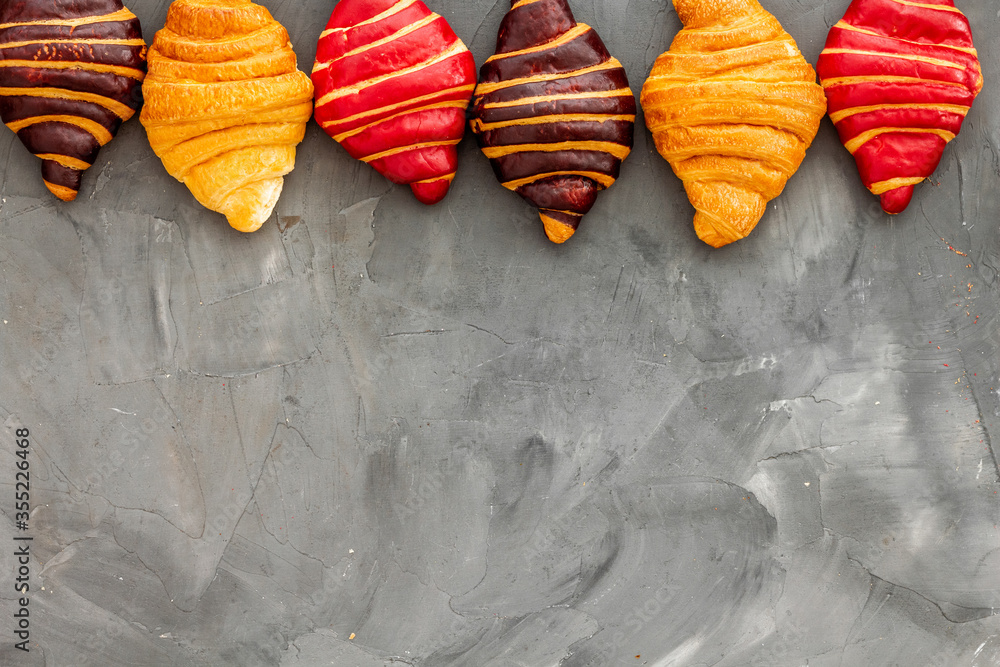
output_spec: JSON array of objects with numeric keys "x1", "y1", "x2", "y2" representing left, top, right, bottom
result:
[{"x1": 1, "y1": 0, "x2": 999, "y2": 664}]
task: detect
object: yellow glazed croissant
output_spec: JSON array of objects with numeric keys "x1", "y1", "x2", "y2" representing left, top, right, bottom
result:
[
  {"x1": 140, "y1": 0, "x2": 314, "y2": 232},
  {"x1": 641, "y1": 0, "x2": 827, "y2": 247}
]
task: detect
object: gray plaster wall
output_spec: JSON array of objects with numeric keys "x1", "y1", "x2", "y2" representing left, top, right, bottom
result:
[{"x1": 1, "y1": 0, "x2": 998, "y2": 665}]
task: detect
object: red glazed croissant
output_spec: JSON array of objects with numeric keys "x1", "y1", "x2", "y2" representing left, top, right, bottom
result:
[
  {"x1": 312, "y1": 0, "x2": 477, "y2": 205},
  {"x1": 469, "y1": 0, "x2": 635, "y2": 244},
  {"x1": 817, "y1": 0, "x2": 983, "y2": 214},
  {"x1": 0, "y1": 0, "x2": 146, "y2": 201}
]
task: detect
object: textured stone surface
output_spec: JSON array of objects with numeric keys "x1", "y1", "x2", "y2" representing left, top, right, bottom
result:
[{"x1": 1, "y1": 1, "x2": 999, "y2": 665}]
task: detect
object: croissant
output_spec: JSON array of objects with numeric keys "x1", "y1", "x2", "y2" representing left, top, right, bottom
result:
[
  {"x1": 0, "y1": 0, "x2": 146, "y2": 201},
  {"x1": 817, "y1": 0, "x2": 983, "y2": 214},
  {"x1": 312, "y1": 0, "x2": 476, "y2": 205},
  {"x1": 640, "y1": 0, "x2": 827, "y2": 248},
  {"x1": 469, "y1": 0, "x2": 635, "y2": 244},
  {"x1": 140, "y1": 0, "x2": 314, "y2": 233}
]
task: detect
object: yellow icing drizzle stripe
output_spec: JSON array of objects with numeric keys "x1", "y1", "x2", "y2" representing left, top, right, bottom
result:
[
  {"x1": 0, "y1": 8, "x2": 135, "y2": 30},
  {"x1": 869, "y1": 176, "x2": 926, "y2": 195},
  {"x1": 0, "y1": 37, "x2": 145, "y2": 50},
  {"x1": 511, "y1": 0, "x2": 546, "y2": 8},
  {"x1": 43, "y1": 180, "x2": 77, "y2": 198},
  {"x1": 7, "y1": 114, "x2": 113, "y2": 144},
  {"x1": 413, "y1": 173, "x2": 455, "y2": 184},
  {"x1": 483, "y1": 140, "x2": 631, "y2": 160},
  {"x1": 471, "y1": 113, "x2": 635, "y2": 132},
  {"x1": 821, "y1": 48, "x2": 966, "y2": 71},
  {"x1": 0, "y1": 86, "x2": 133, "y2": 118},
  {"x1": 888, "y1": 0, "x2": 963, "y2": 13},
  {"x1": 333, "y1": 100, "x2": 468, "y2": 142},
  {"x1": 315, "y1": 14, "x2": 440, "y2": 71},
  {"x1": 319, "y1": 0, "x2": 421, "y2": 36},
  {"x1": 482, "y1": 88, "x2": 633, "y2": 109},
  {"x1": 821, "y1": 75, "x2": 968, "y2": 89},
  {"x1": 34, "y1": 153, "x2": 89, "y2": 170},
  {"x1": 319, "y1": 83, "x2": 475, "y2": 130},
  {"x1": 0, "y1": 59, "x2": 144, "y2": 80},
  {"x1": 845, "y1": 126, "x2": 955, "y2": 154},
  {"x1": 486, "y1": 24, "x2": 591, "y2": 62},
  {"x1": 832, "y1": 21, "x2": 978, "y2": 56},
  {"x1": 360, "y1": 139, "x2": 461, "y2": 163},
  {"x1": 315, "y1": 41, "x2": 466, "y2": 105},
  {"x1": 473, "y1": 59, "x2": 621, "y2": 96},
  {"x1": 502, "y1": 170, "x2": 616, "y2": 190},
  {"x1": 830, "y1": 103, "x2": 970, "y2": 123}
]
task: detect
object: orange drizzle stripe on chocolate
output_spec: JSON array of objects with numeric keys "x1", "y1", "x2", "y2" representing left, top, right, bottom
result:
[
  {"x1": 481, "y1": 89, "x2": 634, "y2": 109},
  {"x1": 0, "y1": 59, "x2": 145, "y2": 80},
  {"x1": 485, "y1": 24, "x2": 592, "y2": 62},
  {"x1": 473, "y1": 60, "x2": 621, "y2": 96},
  {"x1": 502, "y1": 170, "x2": 617, "y2": 190},
  {"x1": 6, "y1": 114, "x2": 114, "y2": 144},
  {"x1": 0, "y1": 9, "x2": 135, "y2": 30},
  {"x1": 471, "y1": 113, "x2": 636, "y2": 132},
  {"x1": 0, "y1": 37, "x2": 146, "y2": 50},
  {"x1": 33, "y1": 153, "x2": 90, "y2": 170},
  {"x1": 0, "y1": 86, "x2": 135, "y2": 118},
  {"x1": 482, "y1": 140, "x2": 632, "y2": 160}
]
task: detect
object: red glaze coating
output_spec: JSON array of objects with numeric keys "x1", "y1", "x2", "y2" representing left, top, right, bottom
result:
[
  {"x1": 312, "y1": 0, "x2": 477, "y2": 205},
  {"x1": 0, "y1": 0, "x2": 146, "y2": 201},
  {"x1": 817, "y1": 0, "x2": 982, "y2": 214}
]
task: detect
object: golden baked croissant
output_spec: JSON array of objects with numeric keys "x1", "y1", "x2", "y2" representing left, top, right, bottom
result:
[
  {"x1": 140, "y1": 0, "x2": 314, "y2": 233},
  {"x1": 641, "y1": 0, "x2": 827, "y2": 248}
]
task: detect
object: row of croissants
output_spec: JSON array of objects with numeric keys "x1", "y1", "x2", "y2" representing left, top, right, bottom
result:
[{"x1": 0, "y1": 0, "x2": 984, "y2": 246}]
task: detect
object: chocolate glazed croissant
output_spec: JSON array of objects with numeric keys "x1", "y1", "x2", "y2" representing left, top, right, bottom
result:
[
  {"x1": 0, "y1": 1, "x2": 146, "y2": 201},
  {"x1": 470, "y1": 0, "x2": 635, "y2": 244},
  {"x1": 641, "y1": 0, "x2": 827, "y2": 248},
  {"x1": 817, "y1": 0, "x2": 983, "y2": 214},
  {"x1": 312, "y1": 0, "x2": 477, "y2": 205},
  {"x1": 140, "y1": 0, "x2": 314, "y2": 233}
]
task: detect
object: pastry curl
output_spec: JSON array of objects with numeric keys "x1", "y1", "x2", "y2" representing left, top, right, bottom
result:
[
  {"x1": 641, "y1": 0, "x2": 826, "y2": 248},
  {"x1": 140, "y1": 0, "x2": 314, "y2": 233}
]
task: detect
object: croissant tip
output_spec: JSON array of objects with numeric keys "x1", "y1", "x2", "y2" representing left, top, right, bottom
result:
[
  {"x1": 410, "y1": 179, "x2": 452, "y2": 205},
  {"x1": 43, "y1": 180, "x2": 78, "y2": 202},
  {"x1": 540, "y1": 213, "x2": 577, "y2": 244},
  {"x1": 879, "y1": 187, "x2": 914, "y2": 215}
]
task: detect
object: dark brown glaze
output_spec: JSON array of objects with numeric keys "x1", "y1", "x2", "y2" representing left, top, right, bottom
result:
[
  {"x1": 0, "y1": 96, "x2": 122, "y2": 133},
  {"x1": 0, "y1": 0, "x2": 123, "y2": 22},
  {"x1": 469, "y1": 0, "x2": 635, "y2": 243},
  {"x1": 0, "y1": 0, "x2": 145, "y2": 200},
  {"x1": 495, "y1": 0, "x2": 575, "y2": 54}
]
